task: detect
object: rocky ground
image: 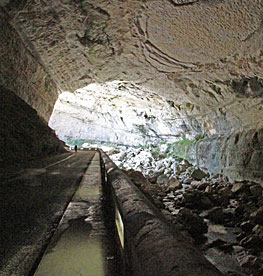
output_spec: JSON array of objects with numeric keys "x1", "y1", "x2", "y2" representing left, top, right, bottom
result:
[{"x1": 109, "y1": 146, "x2": 263, "y2": 276}]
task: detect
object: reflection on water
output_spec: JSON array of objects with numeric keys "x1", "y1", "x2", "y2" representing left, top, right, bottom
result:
[
  {"x1": 73, "y1": 186, "x2": 100, "y2": 201},
  {"x1": 35, "y1": 217, "x2": 105, "y2": 276}
]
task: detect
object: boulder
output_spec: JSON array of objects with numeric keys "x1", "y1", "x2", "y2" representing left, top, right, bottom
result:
[
  {"x1": 205, "y1": 185, "x2": 213, "y2": 193},
  {"x1": 234, "y1": 204, "x2": 245, "y2": 217},
  {"x1": 231, "y1": 182, "x2": 246, "y2": 193},
  {"x1": 219, "y1": 187, "x2": 233, "y2": 198},
  {"x1": 252, "y1": 224, "x2": 263, "y2": 240},
  {"x1": 156, "y1": 174, "x2": 169, "y2": 185},
  {"x1": 183, "y1": 177, "x2": 192, "y2": 184},
  {"x1": 207, "y1": 207, "x2": 225, "y2": 224},
  {"x1": 177, "y1": 208, "x2": 208, "y2": 241},
  {"x1": 250, "y1": 184, "x2": 263, "y2": 197},
  {"x1": 240, "y1": 221, "x2": 255, "y2": 233},
  {"x1": 250, "y1": 207, "x2": 263, "y2": 225},
  {"x1": 191, "y1": 168, "x2": 208, "y2": 181},
  {"x1": 168, "y1": 179, "x2": 182, "y2": 190},
  {"x1": 126, "y1": 170, "x2": 149, "y2": 187},
  {"x1": 191, "y1": 181, "x2": 208, "y2": 190},
  {"x1": 182, "y1": 191, "x2": 200, "y2": 209},
  {"x1": 200, "y1": 195, "x2": 214, "y2": 209},
  {"x1": 190, "y1": 180, "x2": 201, "y2": 188},
  {"x1": 239, "y1": 254, "x2": 260, "y2": 268},
  {"x1": 240, "y1": 235, "x2": 263, "y2": 249}
]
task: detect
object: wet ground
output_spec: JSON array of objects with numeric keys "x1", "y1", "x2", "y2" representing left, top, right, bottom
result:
[
  {"x1": 0, "y1": 151, "x2": 96, "y2": 275},
  {"x1": 33, "y1": 152, "x2": 125, "y2": 276}
]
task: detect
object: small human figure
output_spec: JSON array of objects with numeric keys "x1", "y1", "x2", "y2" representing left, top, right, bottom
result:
[{"x1": 74, "y1": 145, "x2": 78, "y2": 152}]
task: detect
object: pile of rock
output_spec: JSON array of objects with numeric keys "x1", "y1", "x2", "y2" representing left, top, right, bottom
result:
[
  {"x1": 110, "y1": 144, "x2": 208, "y2": 182},
  {"x1": 111, "y1": 145, "x2": 263, "y2": 275},
  {"x1": 121, "y1": 159, "x2": 263, "y2": 275},
  {"x1": 156, "y1": 176, "x2": 263, "y2": 276}
]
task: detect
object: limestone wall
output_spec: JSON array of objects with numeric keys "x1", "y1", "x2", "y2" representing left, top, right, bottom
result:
[
  {"x1": 0, "y1": 8, "x2": 58, "y2": 122},
  {"x1": 0, "y1": 8, "x2": 65, "y2": 164},
  {"x1": 0, "y1": 86, "x2": 65, "y2": 165},
  {"x1": 173, "y1": 130, "x2": 263, "y2": 184}
]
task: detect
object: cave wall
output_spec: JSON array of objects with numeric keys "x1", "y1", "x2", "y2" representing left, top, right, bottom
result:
[
  {"x1": 0, "y1": 8, "x2": 58, "y2": 122},
  {"x1": 1, "y1": 1, "x2": 263, "y2": 182},
  {"x1": 172, "y1": 129, "x2": 263, "y2": 184},
  {"x1": 0, "y1": 86, "x2": 65, "y2": 165},
  {"x1": 49, "y1": 83, "x2": 199, "y2": 146},
  {"x1": 197, "y1": 129, "x2": 263, "y2": 183},
  {"x1": 0, "y1": 8, "x2": 65, "y2": 164}
]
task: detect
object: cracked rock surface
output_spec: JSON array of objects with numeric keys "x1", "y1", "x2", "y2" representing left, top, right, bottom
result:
[{"x1": 1, "y1": 1, "x2": 263, "y2": 176}]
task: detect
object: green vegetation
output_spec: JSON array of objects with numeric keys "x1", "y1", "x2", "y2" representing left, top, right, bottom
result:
[
  {"x1": 65, "y1": 139, "x2": 136, "y2": 149},
  {"x1": 66, "y1": 139, "x2": 86, "y2": 147},
  {"x1": 66, "y1": 137, "x2": 199, "y2": 162},
  {"x1": 172, "y1": 139, "x2": 196, "y2": 159}
]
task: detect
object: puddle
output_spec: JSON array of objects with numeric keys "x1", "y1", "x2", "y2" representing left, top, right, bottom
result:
[
  {"x1": 34, "y1": 217, "x2": 105, "y2": 276},
  {"x1": 74, "y1": 186, "x2": 100, "y2": 201},
  {"x1": 13, "y1": 168, "x2": 47, "y2": 187},
  {"x1": 24, "y1": 168, "x2": 47, "y2": 176},
  {"x1": 86, "y1": 186, "x2": 100, "y2": 196}
]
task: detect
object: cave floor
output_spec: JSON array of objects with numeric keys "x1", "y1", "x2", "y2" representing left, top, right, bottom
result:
[{"x1": 0, "y1": 151, "x2": 97, "y2": 276}]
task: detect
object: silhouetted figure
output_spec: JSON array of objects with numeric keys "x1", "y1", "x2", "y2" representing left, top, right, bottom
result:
[{"x1": 74, "y1": 145, "x2": 78, "y2": 152}]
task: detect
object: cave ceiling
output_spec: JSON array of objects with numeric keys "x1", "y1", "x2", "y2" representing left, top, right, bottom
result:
[{"x1": 2, "y1": 0, "x2": 263, "y2": 133}]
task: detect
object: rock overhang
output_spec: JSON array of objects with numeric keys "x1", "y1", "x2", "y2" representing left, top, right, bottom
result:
[
  {"x1": 3, "y1": 0, "x2": 263, "y2": 93},
  {"x1": 1, "y1": 0, "x2": 263, "y2": 181}
]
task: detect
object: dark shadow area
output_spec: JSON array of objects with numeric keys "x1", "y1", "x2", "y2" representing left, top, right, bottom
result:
[{"x1": 0, "y1": 86, "x2": 65, "y2": 167}]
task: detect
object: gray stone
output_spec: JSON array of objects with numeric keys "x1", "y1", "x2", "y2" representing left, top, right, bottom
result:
[
  {"x1": 231, "y1": 182, "x2": 246, "y2": 193},
  {"x1": 191, "y1": 168, "x2": 208, "y2": 181},
  {"x1": 232, "y1": 245, "x2": 245, "y2": 253},
  {"x1": 240, "y1": 221, "x2": 255, "y2": 233},
  {"x1": 205, "y1": 185, "x2": 213, "y2": 193},
  {"x1": 239, "y1": 254, "x2": 259, "y2": 268},
  {"x1": 190, "y1": 180, "x2": 202, "y2": 188},
  {"x1": 252, "y1": 224, "x2": 263, "y2": 239},
  {"x1": 250, "y1": 184, "x2": 263, "y2": 197},
  {"x1": 219, "y1": 187, "x2": 233, "y2": 198},
  {"x1": 191, "y1": 180, "x2": 208, "y2": 191},
  {"x1": 156, "y1": 174, "x2": 169, "y2": 185},
  {"x1": 177, "y1": 208, "x2": 208, "y2": 239},
  {"x1": 168, "y1": 179, "x2": 182, "y2": 190},
  {"x1": 250, "y1": 207, "x2": 263, "y2": 225},
  {"x1": 207, "y1": 207, "x2": 225, "y2": 224},
  {"x1": 183, "y1": 178, "x2": 192, "y2": 184},
  {"x1": 200, "y1": 195, "x2": 214, "y2": 209},
  {"x1": 240, "y1": 235, "x2": 262, "y2": 249}
]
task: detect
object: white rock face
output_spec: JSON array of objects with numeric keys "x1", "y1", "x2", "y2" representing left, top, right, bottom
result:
[
  {"x1": 49, "y1": 81, "x2": 198, "y2": 146},
  {"x1": 110, "y1": 145, "x2": 174, "y2": 177}
]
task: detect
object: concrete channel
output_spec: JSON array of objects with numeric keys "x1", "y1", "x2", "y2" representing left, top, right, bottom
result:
[
  {"x1": 33, "y1": 151, "x2": 125, "y2": 276},
  {"x1": 32, "y1": 150, "x2": 224, "y2": 276}
]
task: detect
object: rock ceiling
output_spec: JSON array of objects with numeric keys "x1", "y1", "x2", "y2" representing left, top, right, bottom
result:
[{"x1": 2, "y1": 0, "x2": 263, "y2": 134}]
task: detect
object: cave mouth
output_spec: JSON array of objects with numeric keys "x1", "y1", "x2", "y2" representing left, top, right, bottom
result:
[
  {"x1": 48, "y1": 79, "x2": 263, "y2": 185},
  {"x1": 48, "y1": 80, "x2": 198, "y2": 149}
]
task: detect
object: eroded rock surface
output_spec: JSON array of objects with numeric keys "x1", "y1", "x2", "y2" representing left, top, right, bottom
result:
[
  {"x1": 0, "y1": 86, "x2": 65, "y2": 165},
  {"x1": 1, "y1": 1, "x2": 263, "y2": 178},
  {"x1": 49, "y1": 82, "x2": 200, "y2": 145},
  {"x1": 0, "y1": 9, "x2": 58, "y2": 121}
]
